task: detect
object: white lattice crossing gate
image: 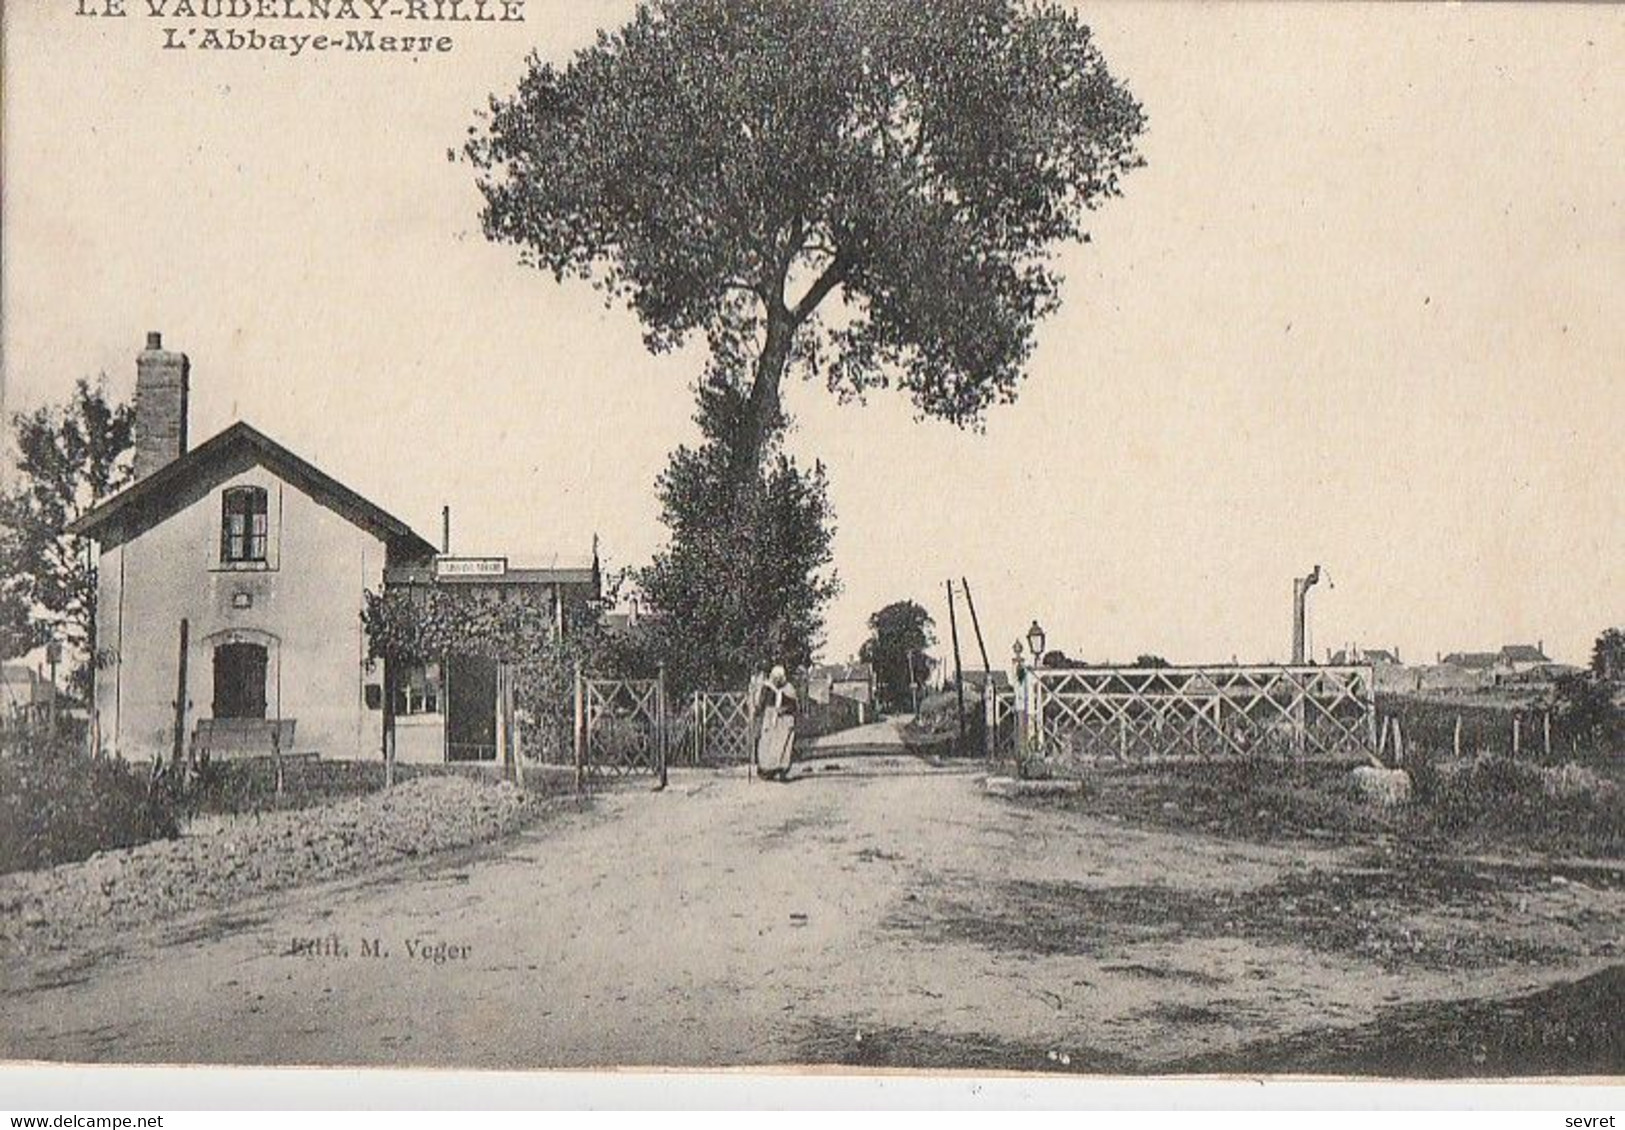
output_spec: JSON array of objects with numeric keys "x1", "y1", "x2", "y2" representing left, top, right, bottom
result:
[
  {"x1": 687, "y1": 690, "x2": 752, "y2": 765},
  {"x1": 574, "y1": 673, "x2": 666, "y2": 780},
  {"x1": 989, "y1": 664, "x2": 1377, "y2": 764}
]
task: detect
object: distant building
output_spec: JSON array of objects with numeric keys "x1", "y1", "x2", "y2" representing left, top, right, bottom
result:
[
  {"x1": 1440, "y1": 651, "x2": 1499, "y2": 672},
  {"x1": 601, "y1": 596, "x2": 661, "y2": 637},
  {"x1": 1418, "y1": 642, "x2": 1562, "y2": 691},
  {"x1": 958, "y1": 669, "x2": 1013, "y2": 694},
  {"x1": 808, "y1": 662, "x2": 875, "y2": 704},
  {"x1": 1327, "y1": 646, "x2": 1401, "y2": 666},
  {"x1": 1495, "y1": 643, "x2": 1552, "y2": 677}
]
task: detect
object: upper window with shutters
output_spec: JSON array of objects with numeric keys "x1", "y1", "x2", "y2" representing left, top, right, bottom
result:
[{"x1": 220, "y1": 485, "x2": 269, "y2": 567}]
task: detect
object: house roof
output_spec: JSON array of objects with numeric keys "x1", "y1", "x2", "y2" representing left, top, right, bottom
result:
[
  {"x1": 1498, "y1": 644, "x2": 1550, "y2": 663},
  {"x1": 65, "y1": 422, "x2": 437, "y2": 560},
  {"x1": 1441, "y1": 651, "x2": 1500, "y2": 670}
]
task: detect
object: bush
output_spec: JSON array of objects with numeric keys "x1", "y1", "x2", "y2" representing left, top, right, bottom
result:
[
  {"x1": 0, "y1": 730, "x2": 179, "y2": 874},
  {"x1": 1417, "y1": 754, "x2": 1625, "y2": 856},
  {"x1": 906, "y1": 687, "x2": 987, "y2": 755}
]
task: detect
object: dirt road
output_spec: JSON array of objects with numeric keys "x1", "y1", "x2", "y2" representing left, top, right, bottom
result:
[{"x1": 3, "y1": 763, "x2": 1621, "y2": 1073}]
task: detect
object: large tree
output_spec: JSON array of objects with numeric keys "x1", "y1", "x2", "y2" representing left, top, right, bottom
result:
[
  {"x1": 637, "y1": 376, "x2": 839, "y2": 693},
  {"x1": 465, "y1": 0, "x2": 1146, "y2": 477},
  {"x1": 0, "y1": 380, "x2": 134, "y2": 694},
  {"x1": 858, "y1": 599, "x2": 936, "y2": 713}
]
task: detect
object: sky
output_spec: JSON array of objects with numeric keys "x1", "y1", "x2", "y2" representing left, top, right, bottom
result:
[{"x1": 3, "y1": 2, "x2": 1622, "y2": 670}]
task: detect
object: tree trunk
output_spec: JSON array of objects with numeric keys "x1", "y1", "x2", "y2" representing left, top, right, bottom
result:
[{"x1": 736, "y1": 314, "x2": 795, "y2": 483}]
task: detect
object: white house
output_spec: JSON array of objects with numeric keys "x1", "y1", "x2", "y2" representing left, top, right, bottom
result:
[{"x1": 67, "y1": 333, "x2": 599, "y2": 765}]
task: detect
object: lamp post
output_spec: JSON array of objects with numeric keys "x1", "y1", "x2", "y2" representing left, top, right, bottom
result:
[
  {"x1": 1026, "y1": 620, "x2": 1047, "y2": 668},
  {"x1": 1011, "y1": 640, "x2": 1028, "y2": 779},
  {"x1": 1013, "y1": 620, "x2": 1046, "y2": 779}
]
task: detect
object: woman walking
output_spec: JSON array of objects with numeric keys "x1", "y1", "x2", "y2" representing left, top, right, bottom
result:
[{"x1": 753, "y1": 665, "x2": 798, "y2": 781}]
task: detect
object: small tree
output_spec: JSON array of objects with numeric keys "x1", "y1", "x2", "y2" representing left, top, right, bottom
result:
[
  {"x1": 1592, "y1": 627, "x2": 1625, "y2": 684},
  {"x1": 1133, "y1": 654, "x2": 1171, "y2": 669},
  {"x1": 465, "y1": 0, "x2": 1146, "y2": 478},
  {"x1": 637, "y1": 376, "x2": 839, "y2": 695},
  {"x1": 858, "y1": 600, "x2": 936, "y2": 713},
  {"x1": 0, "y1": 379, "x2": 133, "y2": 695},
  {"x1": 1551, "y1": 671, "x2": 1621, "y2": 760}
]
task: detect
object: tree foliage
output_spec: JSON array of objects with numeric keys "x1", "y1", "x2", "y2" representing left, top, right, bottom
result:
[
  {"x1": 1592, "y1": 627, "x2": 1625, "y2": 684},
  {"x1": 859, "y1": 599, "x2": 936, "y2": 713},
  {"x1": 635, "y1": 377, "x2": 839, "y2": 695},
  {"x1": 464, "y1": 0, "x2": 1146, "y2": 475},
  {"x1": 1552, "y1": 671, "x2": 1622, "y2": 754},
  {"x1": 0, "y1": 380, "x2": 134, "y2": 693}
]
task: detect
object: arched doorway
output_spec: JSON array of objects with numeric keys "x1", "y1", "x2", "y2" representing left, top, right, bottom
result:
[{"x1": 213, "y1": 641, "x2": 268, "y2": 720}]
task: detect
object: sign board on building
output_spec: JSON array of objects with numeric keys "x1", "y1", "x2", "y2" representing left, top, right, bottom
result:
[{"x1": 435, "y1": 557, "x2": 508, "y2": 578}]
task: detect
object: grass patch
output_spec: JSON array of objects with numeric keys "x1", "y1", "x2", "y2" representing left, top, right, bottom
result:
[
  {"x1": 0, "y1": 731, "x2": 179, "y2": 874},
  {"x1": 1175, "y1": 963, "x2": 1625, "y2": 1077},
  {"x1": 897, "y1": 855, "x2": 1586, "y2": 972},
  {"x1": 1039, "y1": 755, "x2": 1625, "y2": 859}
]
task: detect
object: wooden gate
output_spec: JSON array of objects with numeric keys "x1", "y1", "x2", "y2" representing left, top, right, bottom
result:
[
  {"x1": 573, "y1": 669, "x2": 668, "y2": 785},
  {"x1": 687, "y1": 690, "x2": 752, "y2": 765}
]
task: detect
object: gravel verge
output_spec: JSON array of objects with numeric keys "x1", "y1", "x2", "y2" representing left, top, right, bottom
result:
[{"x1": 0, "y1": 776, "x2": 542, "y2": 967}]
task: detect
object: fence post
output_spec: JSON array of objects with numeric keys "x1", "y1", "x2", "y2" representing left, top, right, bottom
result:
[
  {"x1": 695, "y1": 695, "x2": 704, "y2": 767},
  {"x1": 1512, "y1": 714, "x2": 1521, "y2": 758},
  {"x1": 656, "y1": 664, "x2": 669, "y2": 791},
  {"x1": 573, "y1": 663, "x2": 585, "y2": 794},
  {"x1": 1365, "y1": 671, "x2": 1379, "y2": 760},
  {"x1": 983, "y1": 681, "x2": 996, "y2": 760},
  {"x1": 382, "y1": 653, "x2": 397, "y2": 789},
  {"x1": 504, "y1": 665, "x2": 523, "y2": 790},
  {"x1": 1543, "y1": 710, "x2": 1552, "y2": 760},
  {"x1": 170, "y1": 618, "x2": 190, "y2": 775},
  {"x1": 1014, "y1": 665, "x2": 1032, "y2": 780},
  {"x1": 1453, "y1": 714, "x2": 1462, "y2": 760},
  {"x1": 747, "y1": 677, "x2": 757, "y2": 783},
  {"x1": 272, "y1": 711, "x2": 284, "y2": 800}
]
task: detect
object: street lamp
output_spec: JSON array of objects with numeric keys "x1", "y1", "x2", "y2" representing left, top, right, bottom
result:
[
  {"x1": 1012, "y1": 622, "x2": 1046, "y2": 782},
  {"x1": 1026, "y1": 620, "x2": 1047, "y2": 668}
]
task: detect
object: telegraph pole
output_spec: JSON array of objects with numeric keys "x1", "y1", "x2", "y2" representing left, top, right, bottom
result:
[
  {"x1": 960, "y1": 577, "x2": 993, "y2": 677},
  {"x1": 946, "y1": 580, "x2": 967, "y2": 751}
]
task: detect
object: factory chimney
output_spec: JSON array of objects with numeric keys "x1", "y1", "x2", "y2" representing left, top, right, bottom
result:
[{"x1": 133, "y1": 332, "x2": 190, "y2": 480}]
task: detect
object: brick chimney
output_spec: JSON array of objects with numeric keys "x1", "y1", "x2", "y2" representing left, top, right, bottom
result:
[{"x1": 133, "y1": 331, "x2": 189, "y2": 480}]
